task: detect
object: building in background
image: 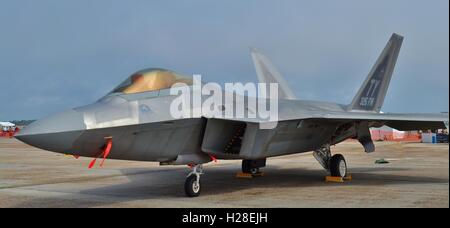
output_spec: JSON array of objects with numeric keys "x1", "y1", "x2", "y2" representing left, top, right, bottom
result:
[
  {"x1": 370, "y1": 126, "x2": 421, "y2": 142},
  {"x1": 0, "y1": 122, "x2": 15, "y2": 132},
  {"x1": 0, "y1": 122, "x2": 18, "y2": 138},
  {"x1": 371, "y1": 125, "x2": 448, "y2": 143}
]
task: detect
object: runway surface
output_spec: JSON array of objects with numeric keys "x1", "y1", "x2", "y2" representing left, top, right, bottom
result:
[{"x1": 0, "y1": 138, "x2": 448, "y2": 208}]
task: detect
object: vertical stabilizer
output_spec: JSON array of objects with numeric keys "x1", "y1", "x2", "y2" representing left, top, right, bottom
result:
[
  {"x1": 250, "y1": 48, "x2": 297, "y2": 100},
  {"x1": 348, "y1": 33, "x2": 403, "y2": 112}
]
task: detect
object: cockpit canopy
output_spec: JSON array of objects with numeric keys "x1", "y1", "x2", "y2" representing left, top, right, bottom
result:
[{"x1": 110, "y1": 68, "x2": 193, "y2": 95}]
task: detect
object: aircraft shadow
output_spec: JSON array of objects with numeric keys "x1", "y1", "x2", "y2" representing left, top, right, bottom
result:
[
  {"x1": 78, "y1": 165, "x2": 449, "y2": 200},
  {"x1": 11, "y1": 164, "x2": 448, "y2": 208}
]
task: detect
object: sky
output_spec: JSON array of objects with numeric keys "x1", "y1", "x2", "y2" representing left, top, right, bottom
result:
[{"x1": 0, "y1": 0, "x2": 448, "y2": 120}]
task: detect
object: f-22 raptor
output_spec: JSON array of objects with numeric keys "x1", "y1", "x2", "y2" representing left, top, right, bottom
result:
[{"x1": 16, "y1": 34, "x2": 449, "y2": 197}]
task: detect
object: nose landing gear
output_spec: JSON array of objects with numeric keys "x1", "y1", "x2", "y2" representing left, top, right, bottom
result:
[{"x1": 185, "y1": 164, "x2": 203, "y2": 197}]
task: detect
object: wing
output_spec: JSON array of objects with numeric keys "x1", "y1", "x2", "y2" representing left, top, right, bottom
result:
[
  {"x1": 205, "y1": 105, "x2": 448, "y2": 130},
  {"x1": 202, "y1": 107, "x2": 447, "y2": 156},
  {"x1": 294, "y1": 111, "x2": 448, "y2": 152},
  {"x1": 309, "y1": 112, "x2": 448, "y2": 131}
]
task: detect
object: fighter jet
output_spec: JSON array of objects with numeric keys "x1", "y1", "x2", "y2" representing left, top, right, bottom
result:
[{"x1": 15, "y1": 33, "x2": 448, "y2": 197}]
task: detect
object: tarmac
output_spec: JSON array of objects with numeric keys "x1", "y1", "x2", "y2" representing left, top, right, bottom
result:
[{"x1": 0, "y1": 138, "x2": 448, "y2": 208}]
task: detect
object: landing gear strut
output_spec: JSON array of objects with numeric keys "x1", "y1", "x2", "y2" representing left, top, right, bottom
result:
[
  {"x1": 185, "y1": 164, "x2": 203, "y2": 197},
  {"x1": 313, "y1": 144, "x2": 347, "y2": 178}
]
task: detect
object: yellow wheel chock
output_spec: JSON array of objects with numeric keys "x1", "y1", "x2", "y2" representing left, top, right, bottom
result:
[
  {"x1": 325, "y1": 174, "x2": 352, "y2": 183},
  {"x1": 236, "y1": 172, "x2": 265, "y2": 179}
]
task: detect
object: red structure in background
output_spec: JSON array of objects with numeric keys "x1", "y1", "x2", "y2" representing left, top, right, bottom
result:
[
  {"x1": 370, "y1": 129, "x2": 421, "y2": 142},
  {"x1": 0, "y1": 128, "x2": 20, "y2": 138}
]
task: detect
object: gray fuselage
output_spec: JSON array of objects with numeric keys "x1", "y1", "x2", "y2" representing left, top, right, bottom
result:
[{"x1": 16, "y1": 89, "x2": 349, "y2": 164}]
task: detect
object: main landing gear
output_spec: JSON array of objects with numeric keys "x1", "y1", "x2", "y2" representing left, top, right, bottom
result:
[
  {"x1": 242, "y1": 159, "x2": 266, "y2": 175},
  {"x1": 313, "y1": 144, "x2": 347, "y2": 178},
  {"x1": 185, "y1": 164, "x2": 203, "y2": 197}
]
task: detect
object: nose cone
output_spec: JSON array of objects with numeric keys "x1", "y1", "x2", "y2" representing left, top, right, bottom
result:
[{"x1": 15, "y1": 109, "x2": 86, "y2": 153}]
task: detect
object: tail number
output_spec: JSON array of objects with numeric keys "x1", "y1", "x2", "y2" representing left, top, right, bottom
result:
[{"x1": 360, "y1": 79, "x2": 381, "y2": 107}]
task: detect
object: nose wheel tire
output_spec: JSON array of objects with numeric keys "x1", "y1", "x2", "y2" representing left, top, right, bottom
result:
[
  {"x1": 185, "y1": 175, "x2": 201, "y2": 197},
  {"x1": 329, "y1": 154, "x2": 347, "y2": 178}
]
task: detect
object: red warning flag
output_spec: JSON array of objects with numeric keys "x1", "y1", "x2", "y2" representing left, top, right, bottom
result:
[{"x1": 88, "y1": 137, "x2": 113, "y2": 169}]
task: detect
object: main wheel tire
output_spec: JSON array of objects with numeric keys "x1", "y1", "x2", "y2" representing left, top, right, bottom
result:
[
  {"x1": 185, "y1": 175, "x2": 201, "y2": 197},
  {"x1": 329, "y1": 154, "x2": 347, "y2": 178}
]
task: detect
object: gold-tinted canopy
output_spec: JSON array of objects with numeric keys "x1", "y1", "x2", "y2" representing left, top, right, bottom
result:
[{"x1": 112, "y1": 68, "x2": 193, "y2": 94}]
